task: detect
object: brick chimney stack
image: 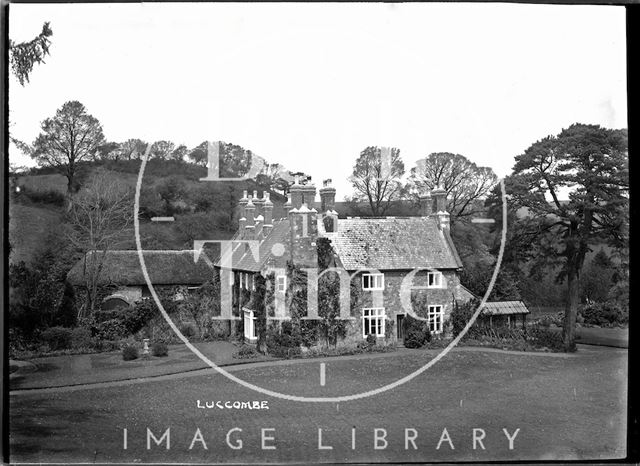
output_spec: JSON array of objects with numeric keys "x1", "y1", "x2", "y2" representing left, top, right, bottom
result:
[
  {"x1": 319, "y1": 179, "x2": 336, "y2": 212},
  {"x1": 244, "y1": 196, "x2": 255, "y2": 240},
  {"x1": 302, "y1": 182, "x2": 317, "y2": 211},
  {"x1": 420, "y1": 190, "x2": 432, "y2": 216},
  {"x1": 263, "y1": 192, "x2": 273, "y2": 236},
  {"x1": 238, "y1": 190, "x2": 249, "y2": 239},
  {"x1": 290, "y1": 175, "x2": 304, "y2": 209},
  {"x1": 253, "y1": 189, "x2": 264, "y2": 219},
  {"x1": 283, "y1": 192, "x2": 293, "y2": 218},
  {"x1": 431, "y1": 186, "x2": 449, "y2": 230},
  {"x1": 431, "y1": 186, "x2": 447, "y2": 213}
]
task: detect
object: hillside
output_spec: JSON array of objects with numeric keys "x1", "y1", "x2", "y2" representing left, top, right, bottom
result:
[
  {"x1": 9, "y1": 202, "x2": 64, "y2": 265},
  {"x1": 9, "y1": 158, "x2": 291, "y2": 266}
]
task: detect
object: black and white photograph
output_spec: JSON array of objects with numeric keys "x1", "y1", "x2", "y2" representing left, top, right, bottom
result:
[{"x1": 5, "y1": 2, "x2": 631, "y2": 464}]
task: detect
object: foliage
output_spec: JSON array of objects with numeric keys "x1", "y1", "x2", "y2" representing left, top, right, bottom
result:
[
  {"x1": 580, "y1": 249, "x2": 616, "y2": 304},
  {"x1": 118, "y1": 139, "x2": 148, "y2": 161},
  {"x1": 9, "y1": 22, "x2": 53, "y2": 86},
  {"x1": 30, "y1": 101, "x2": 105, "y2": 194},
  {"x1": 19, "y1": 187, "x2": 66, "y2": 206},
  {"x1": 122, "y1": 345, "x2": 139, "y2": 361},
  {"x1": 70, "y1": 327, "x2": 94, "y2": 349},
  {"x1": 173, "y1": 212, "x2": 230, "y2": 246},
  {"x1": 526, "y1": 327, "x2": 566, "y2": 352},
  {"x1": 155, "y1": 176, "x2": 187, "y2": 215},
  {"x1": 266, "y1": 321, "x2": 302, "y2": 358},
  {"x1": 317, "y1": 271, "x2": 348, "y2": 347},
  {"x1": 138, "y1": 184, "x2": 165, "y2": 219},
  {"x1": 495, "y1": 123, "x2": 628, "y2": 351},
  {"x1": 94, "y1": 319, "x2": 129, "y2": 341},
  {"x1": 580, "y1": 302, "x2": 627, "y2": 326},
  {"x1": 151, "y1": 341, "x2": 169, "y2": 357},
  {"x1": 450, "y1": 298, "x2": 478, "y2": 337},
  {"x1": 179, "y1": 323, "x2": 196, "y2": 338},
  {"x1": 125, "y1": 300, "x2": 158, "y2": 335},
  {"x1": 233, "y1": 344, "x2": 260, "y2": 359},
  {"x1": 149, "y1": 140, "x2": 176, "y2": 160},
  {"x1": 365, "y1": 333, "x2": 377, "y2": 347},
  {"x1": 349, "y1": 146, "x2": 405, "y2": 216},
  {"x1": 41, "y1": 326, "x2": 73, "y2": 351},
  {"x1": 403, "y1": 314, "x2": 431, "y2": 348},
  {"x1": 187, "y1": 141, "x2": 254, "y2": 178},
  {"x1": 408, "y1": 152, "x2": 498, "y2": 222},
  {"x1": 9, "y1": 232, "x2": 78, "y2": 336}
]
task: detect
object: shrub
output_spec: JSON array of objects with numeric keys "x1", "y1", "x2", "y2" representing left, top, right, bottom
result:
[
  {"x1": 233, "y1": 344, "x2": 259, "y2": 359},
  {"x1": 365, "y1": 334, "x2": 377, "y2": 347},
  {"x1": 23, "y1": 188, "x2": 66, "y2": 206},
  {"x1": 179, "y1": 323, "x2": 196, "y2": 338},
  {"x1": 41, "y1": 326, "x2": 73, "y2": 351},
  {"x1": 202, "y1": 320, "x2": 231, "y2": 340},
  {"x1": 95, "y1": 319, "x2": 128, "y2": 341},
  {"x1": 580, "y1": 302, "x2": 628, "y2": 326},
  {"x1": 537, "y1": 316, "x2": 552, "y2": 328},
  {"x1": 122, "y1": 345, "x2": 139, "y2": 361},
  {"x1": 95, "y1": 339, "x2": 121, "y2": 352},
  {"x1": 70, "y1": 327, "x2": 93, "y2": 349},
  {"x1": 527, "y1": 326, "x2": 565, "y2": 351},
  {"x1": 151, "y1": 341, "x2": 169, "y2": 357},
  {"x1": 403, "y1": 315, "x2": 431, "y2": 349},
  {"x1": 123, "y1": 301, "x2": 157, "y2": 335},
  {"x1": 450, "y1": 299, "x2": 478, "y2": 337}
]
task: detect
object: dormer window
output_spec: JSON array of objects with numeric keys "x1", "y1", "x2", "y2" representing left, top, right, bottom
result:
[
  {"x1": 362, "y1": 273, "x2": 384, "y2": 290},
  {"x1": 427, "y1": 271, "x2": 444, "y2": 288}
]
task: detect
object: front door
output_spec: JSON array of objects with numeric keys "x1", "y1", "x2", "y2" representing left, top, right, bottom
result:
[{"x1": 397, "y1": 314, "x2": 405, "y2": 343}]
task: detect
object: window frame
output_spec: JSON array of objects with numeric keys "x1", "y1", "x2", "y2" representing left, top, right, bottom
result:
[
  {"x1": 276, "y1": 275, "x2": 287, "y2": 292},
  {"x1": 427, "y1": 305, "x2": 444, "y2": 334},
  {"x1": 362, "y1": 307, "x2": 386, "y2": 338},
  {"x1": 427, "y1": 271, "x2": 444, "y2": 289},
  {"x1": 362, "y1": 273, "x2": 385, "y2": 291}
]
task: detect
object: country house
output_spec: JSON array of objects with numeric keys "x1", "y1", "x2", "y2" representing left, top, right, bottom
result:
[{"x1": 216, "y1": 178, "x2": 473, "y2": 344}]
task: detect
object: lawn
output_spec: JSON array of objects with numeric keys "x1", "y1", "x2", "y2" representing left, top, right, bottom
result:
[{"x1": 10, "y1": 345, "x2": 627, "y2": 463}]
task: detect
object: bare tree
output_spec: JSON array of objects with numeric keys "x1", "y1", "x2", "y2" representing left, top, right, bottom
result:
[
  {"x1": 349, "y1": 146, "x2": 405, "y2": 216},
  {"x1": 66, "y1": 171, "x2": 133, "y2": 318},
  {"x1": 408, "y1": 152, "x2": 497, "y2": 222}
]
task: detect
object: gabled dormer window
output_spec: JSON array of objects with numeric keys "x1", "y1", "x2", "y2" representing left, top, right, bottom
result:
[
  {"x1": 362, "y1": 273, "x2": 384, "y2": 290},
  {"x1": 427, "y1": 271, "x2": 444, "y2": 288}
]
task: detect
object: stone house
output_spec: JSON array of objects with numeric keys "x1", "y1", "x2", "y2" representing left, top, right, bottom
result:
[{"x1": 216, "y1": 178, "x2": 470, "y2": 345}]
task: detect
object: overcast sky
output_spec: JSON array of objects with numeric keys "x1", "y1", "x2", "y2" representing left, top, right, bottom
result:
[{"x1": 9, "y1": 3, "x2": 627, "y2": 199}]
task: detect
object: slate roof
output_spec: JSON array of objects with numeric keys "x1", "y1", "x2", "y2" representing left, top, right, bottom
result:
[
  {"x1": 321, "y1": 217, "x2": 463, "y2": 270},
  {"x1": 67, "y1": 250, "x2": 214, "y2": 286},
  {"x1": 481, "y1": 301, "x2": 530, "y2": 316},
  {"x1": 215, "y1": 219, "x2": 290, "y2": 272}
]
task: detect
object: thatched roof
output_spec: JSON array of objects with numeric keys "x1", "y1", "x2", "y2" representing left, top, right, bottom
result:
[{"x1": 67, "y1": 250, "x2": 214, "y2": 286}]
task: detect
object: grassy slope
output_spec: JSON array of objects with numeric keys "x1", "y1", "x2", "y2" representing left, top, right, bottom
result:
[{"x1": 9, "y1": 201, "x2": 63, "y2": 265}]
